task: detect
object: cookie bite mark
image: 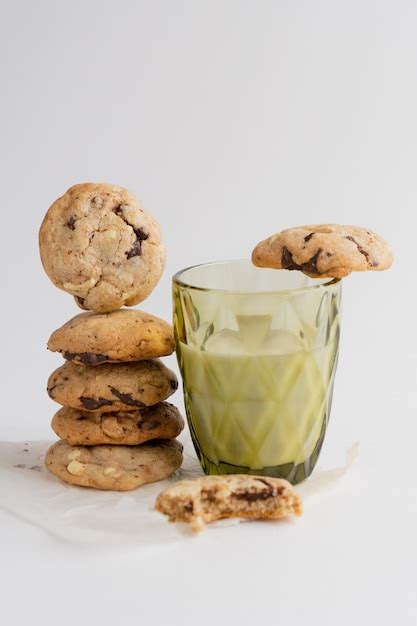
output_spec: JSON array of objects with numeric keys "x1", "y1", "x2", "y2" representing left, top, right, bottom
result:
[
  {"x1": 62, "y1": 351, "x2": 109, "y2": 365},
  {"x1": 109, "y1": 387, "x2": 146, "y2": 407},
  {"x1": 281, "y1": 246, "x2": 322, "y2": 275},
  {"x1": 79, "y1": 396, "x2": 114, "y2": 410}
]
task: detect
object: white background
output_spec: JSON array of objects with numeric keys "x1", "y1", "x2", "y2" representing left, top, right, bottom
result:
[{"x1": 1, "y1": 1, "x2": 416, "y2": 624}]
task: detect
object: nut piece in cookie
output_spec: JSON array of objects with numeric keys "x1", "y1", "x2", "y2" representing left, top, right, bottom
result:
[
  {"x1": 47, "y1": 309, "x2": 175, "y2": 364},
  {"x1": 252, "y1": 224, "x2": 393, "y2": 278},
  {"x1": 51, "y1": 403, "x2": 184, "y2": 446},
  {"x1": 47, "y1": 359, "x2": 178, "y2": 412},
  {"x1": 155, "y1": 475, "x2": 302, "y2": 532},
  {"x1": 39, "y1": 182, "x2": 166, "y2": 313},
  {"x1": 45, "y1": 439, "x2": 183, "y2": 491}
]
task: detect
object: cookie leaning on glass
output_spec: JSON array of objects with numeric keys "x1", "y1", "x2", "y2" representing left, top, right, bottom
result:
[{"x1": 252, "y1": 224, "x2": 393, "y2": 278}]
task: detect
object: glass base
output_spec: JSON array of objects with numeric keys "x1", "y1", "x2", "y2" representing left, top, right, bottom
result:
[{"x1": 189, "y1": 419, "x2": 327, "y2": 485}]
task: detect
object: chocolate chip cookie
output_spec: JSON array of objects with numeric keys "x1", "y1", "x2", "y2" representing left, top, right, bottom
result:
[
  {"x1": 47, "y1": 360, "x2": 177, "y2": 412},
  {"x1": 39, "y1": 183, "x2": 165, "y2": 313},
  {"x1": 252, "y1": 224, "x2": 393, "y2": 278},
  {"x1": 48, "y1": 309, "x2": 175, "y2": 364},
  {"x1": 45, "y1": 439, "x2": 183, "y2": 491},
  {"x1": 156, "y1": 475, "x2": 302, "y2": 532},
  {"x1": 51, "y1": 403, "x2": 184, "y2": 446}
]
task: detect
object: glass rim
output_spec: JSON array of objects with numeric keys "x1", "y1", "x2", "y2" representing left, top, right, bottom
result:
[{"x1": 172, "y1": 259, "x2": 341, "y2": 295}]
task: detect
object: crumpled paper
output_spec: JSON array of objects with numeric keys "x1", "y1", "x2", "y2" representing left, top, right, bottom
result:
[{"x1": 0, "y1": 437, "x2": 358, "y2": 546}]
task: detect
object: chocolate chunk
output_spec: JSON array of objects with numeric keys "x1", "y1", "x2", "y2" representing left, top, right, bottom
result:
[
  {"x1": 232, "y1": 477, "x2": 278, "y2": 501},
  {"x1": 233, "y1": 488, "x2": 275, "y2": 502},
  {"x1": 304, "y1": 232, "x2": 315, "y2": 242},
  {"x1": 281, "y1": 246, "x2": 322, "y2": 275},
  {"x1": 67, "y1": 217, "x2": 76, "y2": 230},
  {"x1": 109, "y1": 387, "x2": 146, "y2": 407},
  {"x1": 113, "y1": 204, "x2": 149, "y2": 257},
  {"x1": 345, "y1": 236, "x2": 371, "y2": 263},
  {"x1": 126, "y1": 228, "x2": 149, "y2": 259},
  {"x1": 80, "y1": 396, "x2": 114, "y2": 410},
  {"x1": 62, "y1": 351, "x2": 109, "y2": 365},
  {"x1": 302, "y1": 250, "x2": 321, "y2": 274}
]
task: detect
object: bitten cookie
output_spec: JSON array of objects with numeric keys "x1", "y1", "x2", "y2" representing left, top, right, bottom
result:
[
  {"x1": 39, "y1": 183, "x2": 165, "y2": 313},
  {"x1": 47, "y1": 360, "x2": 178, "y2": 412},
  {"x1": 252, "y1": 224, "x2": 393, "y2": 278},
  {"x1": 51, "y1": 403, "x2": 184, "y2": 446},
  {"x1": 47, "y1": 309, "x2": 175, "y2": 364},
  {"x1": 156, "y1": 475, "x2": 302, "y2": 532},
  {"x1": 45, "y1": 439, "x2": 183, "y2": 491}
]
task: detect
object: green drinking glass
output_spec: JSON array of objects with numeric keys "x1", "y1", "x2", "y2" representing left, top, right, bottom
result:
[{"x1": 173, "y1": 260, "x2": 341, "y2": 484}]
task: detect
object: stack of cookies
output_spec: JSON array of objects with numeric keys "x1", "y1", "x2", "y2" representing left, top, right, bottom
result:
[{"x1": 39, "y1": 183, "x2": 184, "y2": 491}]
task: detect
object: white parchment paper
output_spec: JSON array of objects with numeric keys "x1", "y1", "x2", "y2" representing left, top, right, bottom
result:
[{"x1": 0, "y1": 437, "x2": 358, "y2": 546}]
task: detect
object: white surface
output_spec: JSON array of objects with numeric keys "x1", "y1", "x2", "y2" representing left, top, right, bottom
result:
[
  {"x1": 0, "y1": 438, "x2": 357, "y2": 543},
  {"x1": 0, "y1": 1, "x2": 416, "y2": 624}
]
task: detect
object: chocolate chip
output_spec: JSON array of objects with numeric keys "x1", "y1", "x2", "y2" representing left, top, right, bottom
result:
[
  {"x1": 345, "y1": 236, "x2": 371, "y2": 263},
  {"x1": 170, "y1": 378, "x2": 179, "y2": 390},
  {"x1": 184, "y1": 502, "x2": 194, "y2": 514},
  {"x1": 126, "y1": 228, "x2": 149, "y2": 259},
  {"x1": 113, "y1": 205, "x2": 149, "y2": 257},
  {"x1": 75, "y1": 296, "x2": 86, "y2": 308},
  {"x1": 233, "y1": 489, "x2": 275, "y2": 502},
  {"x1": 303, "y1": 250, "x2": 321, "y2": 274},
  {"x1": 80, "y1": 396, "x2": 114, "y2": 410},
  {"x1": 62, "y1": 351, "x2": 109, "y2": 365},
  {"x1": 67, "y1": 216, "x2": 76, "y2": 230},
  {"x1": 304, "y1": 232, "x2": 315, "y2": 242},
  {"x1": 281, "y1": 246, "x2": 322, "y2": 275},
  {"x1": 233, "y1": 478, "x2": 276, "y2": 502},
  {"x1": 109, "y1": 387, "x2": 146, "y2": 407}
]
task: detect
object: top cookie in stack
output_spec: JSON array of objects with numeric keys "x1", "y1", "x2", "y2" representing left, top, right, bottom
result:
[
  {"x1": 39, "y1": 183, "x2": 183, "y2": 491},
  {"x1": 39, "y1": 182, "x2": 166, "y2": 313}
]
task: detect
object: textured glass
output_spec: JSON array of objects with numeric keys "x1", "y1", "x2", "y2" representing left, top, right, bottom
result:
[{"x1": 173, "y1": 260, "x2": 341, "y2": 484}]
